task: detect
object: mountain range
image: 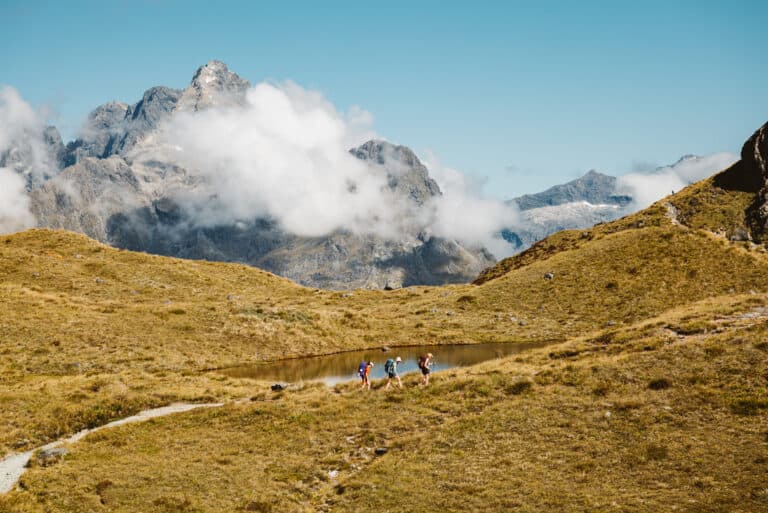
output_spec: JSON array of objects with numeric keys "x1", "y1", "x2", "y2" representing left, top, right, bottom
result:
[
  {"x1": 6, "y1": 62, "x2": 497, "y2": 290},
  {"x1": 0, "y1": 61, "x2": 731, "y2": 289}
]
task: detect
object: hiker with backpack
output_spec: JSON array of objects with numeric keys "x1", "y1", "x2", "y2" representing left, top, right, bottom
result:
[
  {"x1": 384, "y1": 356, "x2": 403, "y2": 390},
  {"x1": 358, "y1": 360, "x2": 374, "y2": 390},
  {"x1": 418, "y1": 353, "x2": 434, "y2": 385}
]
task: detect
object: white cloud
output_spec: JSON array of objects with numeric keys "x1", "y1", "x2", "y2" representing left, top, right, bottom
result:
[
  {"x1": 0, "y1": 167, "x2": 35, "y2": 233},
  {"x1": 157, "y1": 80, "x2": 519, "y2": 256},
  {"x1": 617, "y1": 152, "x2": 738, "y2": 209},
  {"x1": 0, "y1": 86, "x2": 48, "y2": 234},
  {"x1": 422, "y1": 153, "x2": 520, "y2": 257},
  {"x1": 0, "y1": 86, "x2": 53, "y2": 181}
]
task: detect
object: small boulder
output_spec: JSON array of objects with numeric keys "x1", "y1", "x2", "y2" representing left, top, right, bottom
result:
[
  {"x1": 36, "y1": 447, "x2": 68, "y2": 467},
  {"x1": 12, "y1": 438, "x2": 30, "y2": 449},
  {"x1": 271, "y1": 383, "x2": 289, "y2": 392},
  {"x1": 544, "y1": 272, "x2": 554, "y2": 280},
  {"x1": 730, "y1": 227, "x2": 751, "y2": 242},
  {"x1": 381, "y1": 346, "x2": 391, "y2": 353},
  {"x1": 374, "y1": 447, "x2": 389, "y2": 456}
]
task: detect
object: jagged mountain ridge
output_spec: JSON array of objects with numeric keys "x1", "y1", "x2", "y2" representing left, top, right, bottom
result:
[
  {"x1": 22, "y1": 61, "x2": 494, "y2": 290},
  {"x1": 503, "y1": 170, "x2": 631, "y2": 250},
  {"x1": 512, "y1": 169, "x2": 631, "y2": 210}
]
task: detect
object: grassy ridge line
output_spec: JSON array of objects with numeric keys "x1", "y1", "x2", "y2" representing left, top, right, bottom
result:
[
  {"x1": 476, "y1": 168, "x2": 758, "y2": 286},
  {"x1": 3, "y1": 293, "x2": 766, "y2": 512}
]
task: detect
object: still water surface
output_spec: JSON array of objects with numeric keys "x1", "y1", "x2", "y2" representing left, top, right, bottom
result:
[{"x1": 220, "y1": 341, "x2": 548, "y2": 385}]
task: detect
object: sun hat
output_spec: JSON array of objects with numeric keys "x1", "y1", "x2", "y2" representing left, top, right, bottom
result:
[{"x1": 395, "y1": 356, "x2": 402, "y2": 362}]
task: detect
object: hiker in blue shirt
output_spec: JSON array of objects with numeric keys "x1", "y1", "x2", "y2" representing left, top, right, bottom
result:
[
  {"x1": 358, "y1": 361, "x2": 374, "y2": 390},
  {"x1": 384, "y1": 356, "x2": 402, "y2": 390}
]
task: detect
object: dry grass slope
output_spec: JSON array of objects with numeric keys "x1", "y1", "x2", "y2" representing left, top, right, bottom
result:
[
  {"x1": 2, "y1": 296, "x2": 766, "y2": 512},
  {"x1": 2, "y1": 161, "x2": 768, "y2": 511}
]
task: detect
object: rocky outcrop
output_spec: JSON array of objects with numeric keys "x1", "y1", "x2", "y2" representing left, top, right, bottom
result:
[
  {"x1": 743, "y1": 122, "x2": 768, "y2": 239},
  {"x1": 64, "y1": 102, "x2": 130, "y2": 165},
  {"x1": 63, "y1": 87, "x2": 182, "y2": 166},
  {"x1": 30, "y1": 156, "x2": 144, "y2": 242},
  {"x1": 743, "y1": 122, "x2": 768, "y2": 177},
  {"x1": 351, "y1": 140, "x2": 441, "y2": 205}
]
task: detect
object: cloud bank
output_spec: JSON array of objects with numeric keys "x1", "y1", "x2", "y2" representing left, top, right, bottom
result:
[
  {"x1": 0, "y1": 86, "x2": 47, "y2": 234},
  {"x1": 159, "y1": 81, "x2": 518, "y2": 254},
  {"x1": 617, "y1": 153, "x2": 739, "y2": 209}
]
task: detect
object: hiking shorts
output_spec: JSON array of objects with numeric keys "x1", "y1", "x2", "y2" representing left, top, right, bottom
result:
[
  {"x1": 387, "y1": 371, "x2": 397, "y2": 378},
  {"x1": 420, "y1": 367, "x2": 430, "y2": 375}
]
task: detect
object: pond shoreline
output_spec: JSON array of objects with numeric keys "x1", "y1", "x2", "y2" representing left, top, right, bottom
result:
[{"x1": 218, "y1": 340, "x2": 554, "y2": 385}]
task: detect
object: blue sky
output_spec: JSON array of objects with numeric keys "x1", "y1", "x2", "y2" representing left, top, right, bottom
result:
[{"x1": 1, "y1": 0, "x2": 766, "y2": 196}]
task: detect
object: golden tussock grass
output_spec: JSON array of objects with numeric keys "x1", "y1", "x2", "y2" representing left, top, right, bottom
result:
[{"x1": 1, "y1": 170, "x2": 767, "y2": 511}]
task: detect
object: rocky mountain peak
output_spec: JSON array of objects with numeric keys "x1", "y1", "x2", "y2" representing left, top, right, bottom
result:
[
  {"x1": 351, "y1": 140, "x2": 441, "y2": 205},
  {"x1": 352, "y1": 140, "x2": 423, "y2": 169},
  {"x1": 512, "y1": 169, "x2": 629, "y2": 211},
  {"x1": 87, "y1": 102, "x2": 130, "y2": 130},
  {"x1": 176, "y1": 60, "x2": 250, "y2": 112}
]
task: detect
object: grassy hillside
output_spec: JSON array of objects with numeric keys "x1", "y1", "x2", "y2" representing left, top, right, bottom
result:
[
  {"x1": 3, "y1": 184, "x2": 768, "y2": 453},
  {"x1": 2, "y1": 295, "x2": 766, "y2": 512},
  {"x1": 2, "y1": 158, "x2": 768, "y2": 511}
]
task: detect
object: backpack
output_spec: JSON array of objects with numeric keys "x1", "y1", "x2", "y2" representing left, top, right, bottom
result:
[
  {"x1": 417, "y1": 355, "x2": 427, "y2": 369},
  {"x1": 358, "y1": 361, "x2": 367, "y2": 377},
  {"x1": 384, "y1": 358, "x2": 394, "y2": 374}
]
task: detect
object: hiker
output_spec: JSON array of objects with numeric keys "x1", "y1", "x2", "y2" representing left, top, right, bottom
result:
[
  {"x1": 359, "y1": 361, "x2": 374, "y2": 390},
  {"x1": 384, "y1": 356, "x2": 403, "y2": 390},
  {"x1": 418, "y1": 353, "x2": 433, "y2": 385}
]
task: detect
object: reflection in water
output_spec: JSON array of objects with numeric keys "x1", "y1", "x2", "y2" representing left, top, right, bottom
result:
[{"x1": 219, "y1": 342, "x2": 547, "y2": 386}]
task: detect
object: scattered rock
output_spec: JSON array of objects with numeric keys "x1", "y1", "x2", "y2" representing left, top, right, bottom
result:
[
  {"x1": 328, "y1": 470, "x2": 339, "y2": 479},
  {"x1": 74, "y1": 254, "x2": 83, "y2": 259},
  {"x1": 226, "y1": 294, "x2": 238, "y2": 301},
  {"x1": 32, "y1": 272, "x2": 40, "y2": 278},
  {"x1": 35, "y1": 447, "x2": 68, "y2": 467},
  {"x1": 518, "y1": 320, "x2": 527, "y2": 326},
  {"x1": 95, "y1": 277, "x2": 105, "y2": 284},
  {"x1": 730, "y1": 227, "x2": 751, "y2": 242},
  {"x1": 446, "y1": 311, "x2": 454, "y2": 316},
  {"x1": 605, "y1": 320, "x2": 617, "y2": 327},
  {"x1": 271, "y1": 383, "x2": 289, "y2": 391},
  {"x1": 544, "y1": 272, "x2": 554, "y2": 280},
  {"x1": 381, "y1": 346, "x2": 391, "y2": 353},
  {"x1": 374, "y1": 447, "x2": 389, "y2": 456},
  {"x1": 12, "y1": 439, "x2": 30, "y2": 449}
]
